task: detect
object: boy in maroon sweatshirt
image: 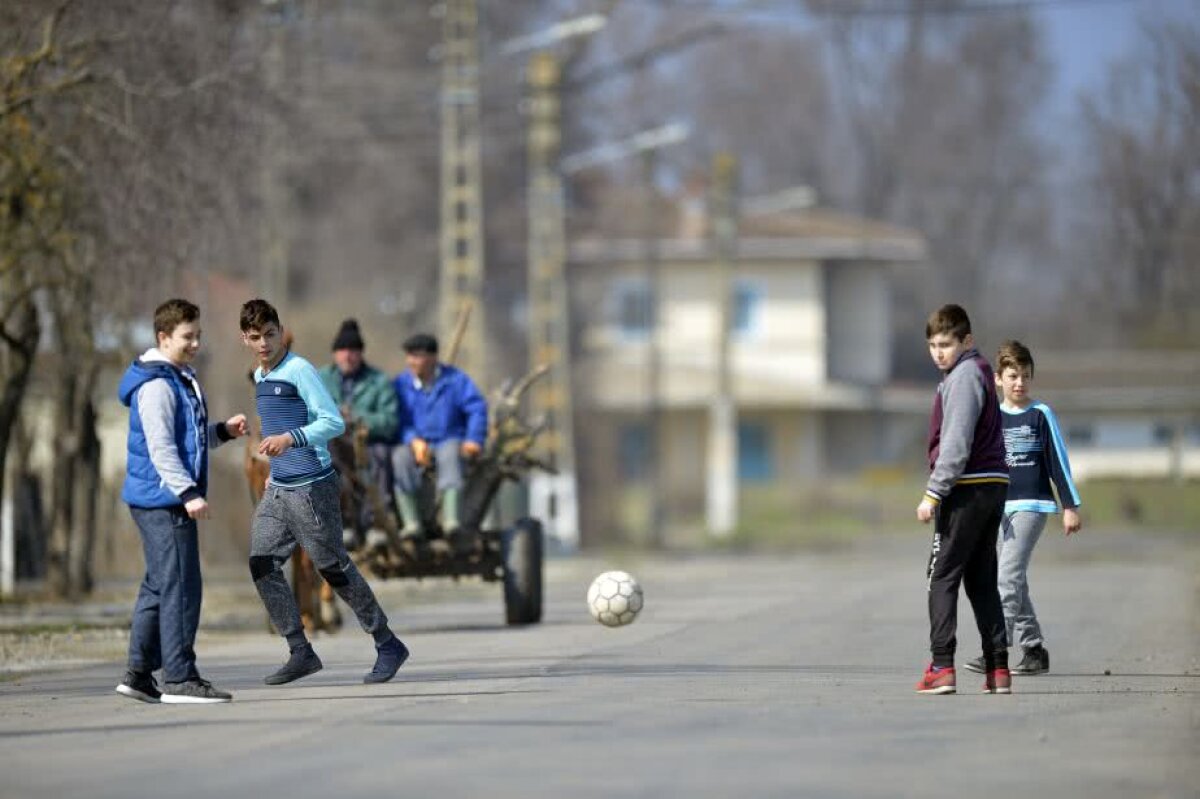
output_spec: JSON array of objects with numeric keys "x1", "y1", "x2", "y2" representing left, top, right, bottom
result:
[{"x1": 914, "y1": 305, "x2": 1011, "y2": 695}]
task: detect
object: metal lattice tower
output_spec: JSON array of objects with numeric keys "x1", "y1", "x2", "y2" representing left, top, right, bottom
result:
[
  {"x1": 525, "y1": 52, "x2": 579, "y2": 548},
  {"x1": 438, "y1": 0, "x2": 487, "y2": 383}
]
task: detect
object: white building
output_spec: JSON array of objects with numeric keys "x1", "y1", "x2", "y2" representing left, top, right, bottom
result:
[{"x1": 567, "y1": 201, "x2": 931, "y2": 543}]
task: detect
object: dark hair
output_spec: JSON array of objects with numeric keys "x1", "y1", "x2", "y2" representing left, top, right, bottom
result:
[
  {"x1": 240, "y1": 298, "x2": 280, "y2": 332},
  {"x1": 403, "y1": 333, "x2": 438, "y2": 355},
  {"x1": 996, "y1": 340, "x2": 1035, "y2": 378},
  {"x1": 153, "y1": 298, "x2": 200, "y2": 338},
  {"x1": 925, "y1": 304, "x2": 972, "y2": 342}
]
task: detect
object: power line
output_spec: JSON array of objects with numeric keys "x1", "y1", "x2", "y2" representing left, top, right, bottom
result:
[{"x1": 617, "y1": 0, "x2": 1135, "y2": 16}]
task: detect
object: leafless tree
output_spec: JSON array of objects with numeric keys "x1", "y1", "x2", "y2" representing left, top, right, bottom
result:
[
  {"x1": 1075, "y1": 16, "x2": 1200, "y2": 342},
  {"x1": 1, "y1": 0, "x2": 262, "y2": 596}
]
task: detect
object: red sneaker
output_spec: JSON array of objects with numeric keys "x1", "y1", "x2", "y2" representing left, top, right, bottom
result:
[
  {"x1": 983, "y1": 668, "x2": 1012, "y2": 694},
  {"x1": 915, "y1": 664, "x2": 956, "y2": 695}
]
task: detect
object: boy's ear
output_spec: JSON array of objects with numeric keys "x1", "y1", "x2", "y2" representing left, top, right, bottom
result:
[
  {"x1": 995, "y1": 373, "x2": 1003, "y2": 389},
  {"x1": 963, "y1": 332, "x2": 975, "y2": 349}
]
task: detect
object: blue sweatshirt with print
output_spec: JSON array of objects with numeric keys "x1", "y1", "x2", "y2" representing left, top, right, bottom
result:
[{"x1": 1001, "y1": 402, "x2": 1081, "y2": 514}]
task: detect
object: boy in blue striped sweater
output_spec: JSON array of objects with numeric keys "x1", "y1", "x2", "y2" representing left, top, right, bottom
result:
[
  {"x1": 241, "y1": 299, "x2": 408, "y2": 685},
  {"x1": 964, "y1": 340, "x2": 1082, "y2": 677}
]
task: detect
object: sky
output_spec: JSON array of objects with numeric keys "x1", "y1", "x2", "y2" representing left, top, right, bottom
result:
[{"x1": 1038, "y1": 0, "x2": 1197, "y2": 109}]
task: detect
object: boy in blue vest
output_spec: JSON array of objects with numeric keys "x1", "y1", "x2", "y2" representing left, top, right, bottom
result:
[
  {"x1": 117, "y1": 299, "x2": 248, "y2": 704},
  {"x1": 963, "y1": 340, "x2": 1082, "y2": 677},
  {"x1": 915, "y1": 304, "x2": 1011, "y2": 696},
  {"x1": 241, "y1": 299, "x2": 408, "y2": 686}
]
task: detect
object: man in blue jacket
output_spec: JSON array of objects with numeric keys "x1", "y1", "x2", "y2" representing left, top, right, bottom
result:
[
  {"x1": 117, "y1": 299, "x2": 247, "y2": 704},
  {"x1": 391, "y1": 333, "x2": 488, "y2": 544}
]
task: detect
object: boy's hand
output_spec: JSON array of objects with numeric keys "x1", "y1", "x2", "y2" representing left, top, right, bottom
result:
[
  {"x1": 258, "y1": 433, "x2": 293, "y2": 457},
  {"x1": 1063, "y1": 508, "x2": 1082, "y2": 536},
  {"x1": 916, "y1": 499, "x2": 936, "y2": 524},
  {"x1": 225, "y1": 414, "x2": 248, "y2": 438},
  {"x1": 185, "y1": 497, "x2": 211, "y2": 520},
  {"x1": 461, "y1": 441, "x2": 482, "y2": 459}
]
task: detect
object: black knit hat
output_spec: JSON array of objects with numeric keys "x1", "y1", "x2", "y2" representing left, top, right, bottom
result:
[
  {"x1": 332, "y1": 319, "x2": 365, "y2": 351},
  {"x1": 402, "y1": 333, "x2": 438, "y2": 355}
]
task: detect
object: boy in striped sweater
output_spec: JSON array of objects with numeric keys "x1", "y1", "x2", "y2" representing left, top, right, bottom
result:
[
  {"x1": 241, "y1": 299, "x2": 408, "y2": 685},
  {"x1": 964, "y1": 340, "x2": 1082, "y2": 677}
]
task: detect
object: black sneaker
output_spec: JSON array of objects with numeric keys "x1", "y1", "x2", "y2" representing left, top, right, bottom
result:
[
  {"x1": 364, "y1": 636, "x2": 409, "y2": 684},
  {"x1": 115, "y1": 670, "x2": 161, "y2": 703},
  {"x1": 963, "y1": 655, "x2": 986, "y2": 674},
  {"x1": 161, "y1": 677, "x2": 232, "y2": 704},
  {"x1": 264, "y1": 643, "x2": 323, "y2": 685},
  {"x1": 1012, "y1": 645, "x2": 1049, "y2": 675}
]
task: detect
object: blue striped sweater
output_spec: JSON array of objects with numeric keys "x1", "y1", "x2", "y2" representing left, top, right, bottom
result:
[
  {"x1": 254, "y1": 351, "x2": 345, "y2": 487},
  {"x1": 1001, "y1": 402, "x2": 1081, "y2": 514}
]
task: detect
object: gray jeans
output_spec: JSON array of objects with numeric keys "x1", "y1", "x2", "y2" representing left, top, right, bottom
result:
[
  {"x1": 997, "y1": 511, "x2": 1048, "y2": 651},
  {"x1": 249, "y1": 474, "x2": 390, "y2": 644},
  {"x1": 392, "y1": 438, "x2": 463, "y2": 493}
]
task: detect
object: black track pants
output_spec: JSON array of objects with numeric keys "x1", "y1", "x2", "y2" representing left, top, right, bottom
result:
[{"x1": 926, "y1": 483, "x2": 1009, "y2": 668}]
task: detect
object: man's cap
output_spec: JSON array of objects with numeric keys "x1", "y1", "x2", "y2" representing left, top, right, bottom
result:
[{"x1": 402, "y1": 333, "x2": 438, "y2": 355}]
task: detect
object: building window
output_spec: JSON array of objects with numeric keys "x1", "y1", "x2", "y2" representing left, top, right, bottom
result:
[
  {"x1": 1065, "y1": 425, "x2": 1094, "y2": 447},
  {"x1": 611, "y1": 279, "x2": 653, "y2": 338},
  {"x1": 737, "y1": 421, "x2": 774, "y2": 482},
  {"x1": 732, "y1": 280, "x2": 763, "y2": 338},
  {"x1": 617, "y1": 422, "x2": 650, "y2": 481}
]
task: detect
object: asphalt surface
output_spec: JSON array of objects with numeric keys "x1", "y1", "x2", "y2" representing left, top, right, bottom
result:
[{"x1": 1, "y1": 531, "x2": 1196, "y2": 799}]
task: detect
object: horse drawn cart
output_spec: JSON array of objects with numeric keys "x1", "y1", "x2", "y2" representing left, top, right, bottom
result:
[{"x1": 246, "y1": 358, "x2": 553, "y2": 633}]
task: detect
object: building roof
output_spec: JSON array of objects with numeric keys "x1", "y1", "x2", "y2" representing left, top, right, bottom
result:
[
  {"x1": 1023, "y1": 349, "x2": 1200, "y2": 413},
  {"x1": 569, "y1": 203, "x2": 927, "y2": 265}
]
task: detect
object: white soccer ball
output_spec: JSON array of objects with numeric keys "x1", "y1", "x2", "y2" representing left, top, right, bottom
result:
[{"x1": 587, "y1": 570, "x2": 643, "y2": 627}]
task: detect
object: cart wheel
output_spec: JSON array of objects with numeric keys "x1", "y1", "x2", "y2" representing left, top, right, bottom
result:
[{"x1": 502, "y1": 517, "x2": 543, "y2": 625}]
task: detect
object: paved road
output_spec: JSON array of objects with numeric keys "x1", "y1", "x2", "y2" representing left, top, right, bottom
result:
[{"x1": 1, "y1": 531, "x2": 1196, "y2": 798}]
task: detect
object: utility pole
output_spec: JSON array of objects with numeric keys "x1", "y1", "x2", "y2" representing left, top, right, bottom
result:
[
  {"x1": 437, "y1": 0, "x2": 487, "y2": 386},
  {"x1": 525, "y1": 52, "x2": 580, "y2": 550},
  {"x1": 707, "y1": 153, "x2": 739, "y2": 537},
  {"x1": 642, "y1": 148, "x2": 665, "y2": 549},
  {"x1": 260, "y1": 2, "x2": 289, "y2": 307}
]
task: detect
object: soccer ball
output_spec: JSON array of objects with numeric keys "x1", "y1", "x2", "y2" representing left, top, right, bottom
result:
[{"x1": 587, "y1": 571, "x2": 643, "y2": 627}]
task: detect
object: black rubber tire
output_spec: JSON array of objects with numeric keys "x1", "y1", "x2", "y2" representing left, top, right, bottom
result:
[{"x1": 501, "y1": 517, "x2": 544, "y2": 625}]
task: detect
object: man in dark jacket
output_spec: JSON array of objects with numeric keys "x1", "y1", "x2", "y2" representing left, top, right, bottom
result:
[
  {"x1": 318, "y1": 319, "x2": 398, "y2": 550},
  {"x1": 391, "y1": 333, "x2": 487, "y2": 543}
]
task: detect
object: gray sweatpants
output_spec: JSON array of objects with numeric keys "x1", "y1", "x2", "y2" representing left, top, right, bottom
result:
[
  {"x1": 249, "y1": 474, "x2": 390, "y2": 645},
  {"x1": 997, "y1": 511, "x2": 1048, "y2": 651}
]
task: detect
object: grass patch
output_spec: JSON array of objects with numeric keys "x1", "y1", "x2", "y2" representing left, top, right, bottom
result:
[
  {"x1": 611, "y1": 471, "x2": 1200, "y2": 552},
  {"x1": 1072, "y1": 478, "x2": 1200, "y2": 530}
]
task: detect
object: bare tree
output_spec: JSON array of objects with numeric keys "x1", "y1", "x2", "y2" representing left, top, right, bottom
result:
[
  {"x1": 1, "y1": 0, "x2": 263, "y2": 596},
  {"x1": 1076, "y1": 16, "x2": 1200, "y2": 342}
]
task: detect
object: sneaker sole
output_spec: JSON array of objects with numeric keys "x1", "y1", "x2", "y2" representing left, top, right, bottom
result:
[
  {"x1": 1012, "y1": 667, "x2": 1048, "y2": 676},
  {"x1": 961, "y1": 664, "x2": 985, "y2": 674},
  {"x1": 161, "y1": 694, "x2": 232, "y2": 704},
  {"x1": 983, "y1": 687, "x2": 1013, "y2": 694},
  {"x1": 916, "y1": 686, "x2": 956, "y2": 695},
  {"x1": 115, "y1": 684, "x2": 161, "y2": 704}
]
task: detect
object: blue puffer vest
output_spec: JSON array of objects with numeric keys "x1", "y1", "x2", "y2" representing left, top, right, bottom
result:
[{"x1": 118, "y1": 358, "x2": 208, "y2": 508}]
